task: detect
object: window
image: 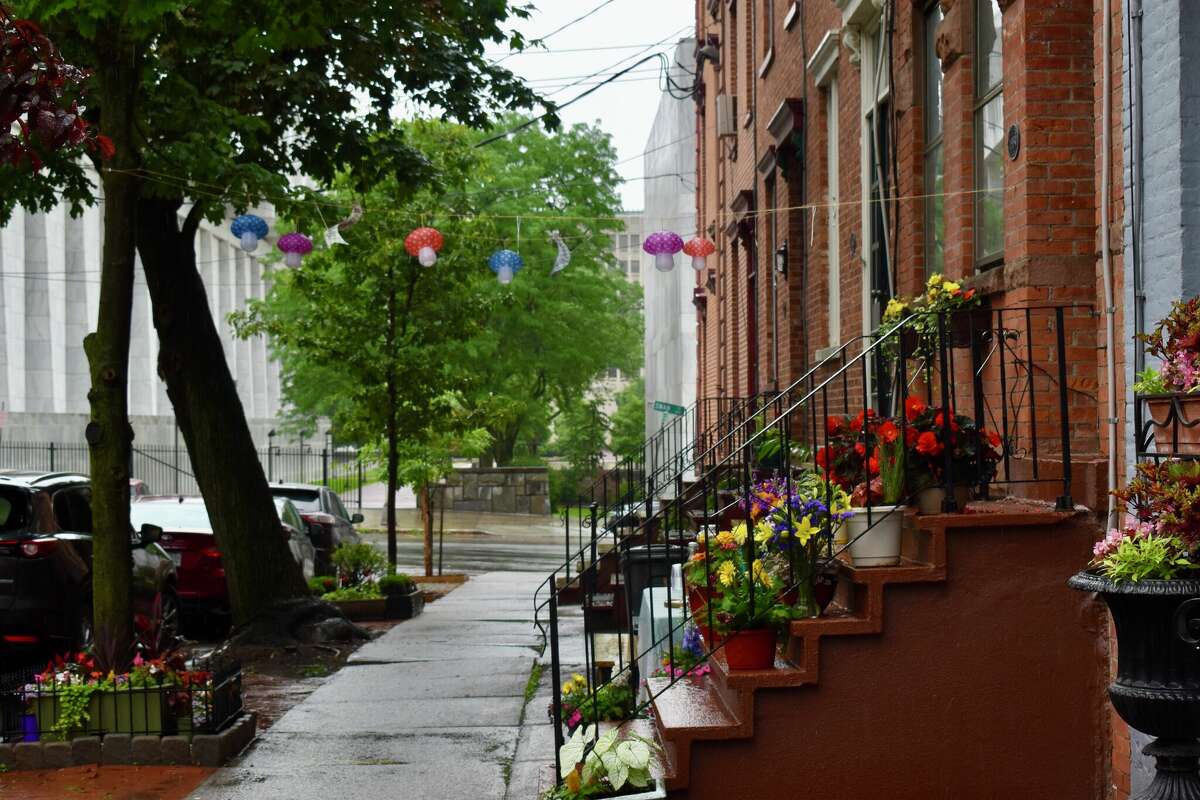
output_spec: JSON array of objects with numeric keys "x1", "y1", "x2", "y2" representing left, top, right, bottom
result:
[
  {"x1": 975, "y1": 0, "x2": 1004, "y2": 266},
  {"x1": 863, "y1": 25, "x2": 892, "y2": 326},
  {"x1": 631, "y1": 234, "x2": 640, "y2": 250},
  {"x1": 924, "y1": 1, "x2": 945, "y2": 276},
  {"x1": 825, "y1": 77, "x2": 841, "y2": 345},
  {"x1": 760, "y1": 0, "x2": 775, "y2": 74}
]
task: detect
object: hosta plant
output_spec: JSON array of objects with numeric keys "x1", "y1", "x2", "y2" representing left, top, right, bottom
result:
[{"x1": 544, "y1": 725, "x2": 660, "y2": 799}]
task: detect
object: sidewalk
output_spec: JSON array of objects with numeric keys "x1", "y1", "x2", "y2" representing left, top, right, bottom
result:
[{"x1": 189, "y1": 572, "x2": 555, "y2": 800}]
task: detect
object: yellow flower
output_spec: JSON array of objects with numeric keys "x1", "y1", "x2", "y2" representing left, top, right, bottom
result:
[
  {"x1": 927, "y1": 273, "x2": 943, "y2": 288},
  {"x1": 731, "y1": 522, "x2": 748, "y2": 546},
  {"x1": 717, "y1": 560, "x2": 737, "y2": 587},
  {"x1": 754, "y1": 521, "x2": 775, "y2": 545},
  {"x1": 795, "y1": 517, "x2": 815, "y2": 546},
  {"x1": 715, "y1": 530, "x2": 736, "y2": 549},
  {"x1": 942, "y1": 280, "x2": 961, "y2": 294},
  {"x1": 751, "y1": 559, "x2": 773, "y2": 587}
]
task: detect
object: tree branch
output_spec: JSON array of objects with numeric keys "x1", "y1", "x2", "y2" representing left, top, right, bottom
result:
[{"x1": 182, "y1": 200, "x2": 207, "y2": 241}]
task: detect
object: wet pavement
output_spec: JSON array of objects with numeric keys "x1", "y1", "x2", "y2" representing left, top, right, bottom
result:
[{"x1": 188, "y1": 572, "x2": 550, "y2": 800}]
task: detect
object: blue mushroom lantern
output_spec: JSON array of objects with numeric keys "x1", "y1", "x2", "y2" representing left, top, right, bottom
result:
[
  {"x1": 230, "y1": 214, "x2": 269, "y2": 253},
  {"x1": 488, "y1": 249, "x2": 524, "y2": 285}
]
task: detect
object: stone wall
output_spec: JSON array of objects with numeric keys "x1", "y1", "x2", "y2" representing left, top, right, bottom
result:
[{"x1": 442, "y1": 467, "x2": 550, "y2": 515}]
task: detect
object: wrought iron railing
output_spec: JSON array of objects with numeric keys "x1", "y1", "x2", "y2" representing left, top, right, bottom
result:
[{"x1": 535, "y1": 304, "x2": 1089, "y2": 785}]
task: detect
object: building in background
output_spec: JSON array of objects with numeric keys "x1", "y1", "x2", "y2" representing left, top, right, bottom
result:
[
  {"x1": 0, "y1": 168, "x2": 287, "y2": 446},
  {"x1": 642, "y1": 38, "x2": 698, "y2": 444},
  {"x1": 594, "y1": 210, "x2": 646, "y2": 427}
]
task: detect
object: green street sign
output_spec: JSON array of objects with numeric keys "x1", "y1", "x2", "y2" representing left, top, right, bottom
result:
[{"x1": 653, "y1": 400, "x2": 686, "y2": 416}]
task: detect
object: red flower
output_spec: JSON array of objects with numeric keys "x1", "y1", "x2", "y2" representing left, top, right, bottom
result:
[
  {"x1": 905, "y1": 396, "x2": 926, "y2": 422},
  {"x1": 986, "y1": 430, "x2": 1002, "y2": 448},
  {"x1": 869, "y1": 454, "x2": 880, "y2": 475},
  {"x1": 905, "y1": 427, "x2": 919, "y2": 447},
  {"x1": 877, "y1": 420, "x2": 900, "y2": 444},
  {"x1": 815, "y1": 446, "x2": 828, "y2": 468},
  {"x1": 963, "y1": 288, "x2": 976, "y2": 301},
  {"x1": 916, "y1": 431, "x2": 943, "y2": 456},
  {"x1": 854, "y1": 442, "x2": 867, "y2": 457},
  {"x1": 934, "y1": 411, "x2": 960, "y2": 432},
  {"x1": 826, "y1": 416, "x2": 842, "y2": 436},
  {"x1": 850, "y1": 411, "x2": 865, "y2": 432}
]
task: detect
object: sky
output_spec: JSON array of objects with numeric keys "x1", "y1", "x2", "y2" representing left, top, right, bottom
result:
[{"x1": 487, "y1": 0, "x2": 695, "y2": 211}]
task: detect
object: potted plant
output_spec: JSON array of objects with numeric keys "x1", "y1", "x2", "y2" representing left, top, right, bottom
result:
[
  {"x1": 1137, "y1": 297, "x2": 1200, "y2": 453},
  {"x1": 684, "y1": 529, "x2": 739, "y2": 644},
  {"x1": 881, "y1": 274, "x2": 985, "y2": 360},
  {"x1": 711, "y1": 550, "x2": 793, "y2": 670},
  {"x1": 846, "y1": 418, "x2": 905, "y2": 567},
  {"x1": 1068, "y1": 459, "x2": 1200, "y2": 796},
  {"x1": 555, "y1": 674, "x2": 636, "y2": 734},
  {"x1": 380, "y1": 573, "x2": 424, "y2": 620},
  {"x1": 545, "y1": 725, "x2": 664, "y2": 800},
  {"x1": 903, "y1": 395, "x2": 1001, "y2": 514},
  {"x1": 321, "y1": 542, "x2": 388, "y2": 619}
]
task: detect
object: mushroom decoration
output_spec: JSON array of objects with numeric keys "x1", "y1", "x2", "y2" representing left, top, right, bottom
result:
[
  {"x1": 643, "y1": 230, "x2": 684, "y2": 272},
  {"x1": 488, "y1": 249, "x2": 524, "y2": 285},
  {"x1": 277, "y1": 232, "x2": 313, "y2": 267},
  {"x1": 405, "y1": 226, "x2": 444, "y2": 267},
  {"x1": 230, "y1": 214, "x2": 269, "y2": 253},
  {"x1": 682, "y1": 237, "x2": 716, "y2": 271}
]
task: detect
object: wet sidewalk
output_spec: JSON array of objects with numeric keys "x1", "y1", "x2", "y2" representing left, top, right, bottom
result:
[{"x1": 189, "y1": 572, "x2": 548, "y2": 800}]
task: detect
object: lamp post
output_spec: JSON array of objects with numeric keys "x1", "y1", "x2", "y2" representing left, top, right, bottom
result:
[{"x1": 267, "y1": 429, "x2": 276, "y2": 482}]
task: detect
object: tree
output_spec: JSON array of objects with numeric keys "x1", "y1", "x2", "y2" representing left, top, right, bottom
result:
[
  {"x1": 6, "y1": 0, "x2": 548, "y2": 632},
  {"x1": 609, "y1": 378, "x2": 646, "y2": 461},
  {"x1": 453, "y1": 119, "x2": 643, "y2": 465},
  {"x1": 233, "y1": 121, "x2": 493, "y2": 574}
]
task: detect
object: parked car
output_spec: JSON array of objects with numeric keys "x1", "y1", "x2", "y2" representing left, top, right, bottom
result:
[
  {"x1": 130, "y1": 496, "x2": 315, "y2": 627},
  {"x1": 129, "y1": 479, "x2": 151, "y2": 500},
  {"x1": 0, "y1": 470, "x2": 178, "y2": 662},
  {"x1": 269, "y1": 483, "x2": 362, "y2": 575}
]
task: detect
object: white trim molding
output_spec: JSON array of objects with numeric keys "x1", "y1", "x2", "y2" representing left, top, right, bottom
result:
[{"x1": 808, "y1": 31, "x2": 841, "y2": 87}]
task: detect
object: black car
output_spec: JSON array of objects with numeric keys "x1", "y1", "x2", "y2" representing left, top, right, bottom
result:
[
  {"x1": 0, "y1": 471, "x2": 178, "y2": 664},
  {"x1": 269, "y1": 483, "x2": 363, "y2": 575}
]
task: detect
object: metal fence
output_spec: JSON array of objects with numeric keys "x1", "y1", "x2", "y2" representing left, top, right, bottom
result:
[{"x1": 0, "y1": 440, "x2": 366, "y2": 508}]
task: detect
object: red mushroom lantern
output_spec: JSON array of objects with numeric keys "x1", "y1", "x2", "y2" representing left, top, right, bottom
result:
[
  {"x1": 405, "y1": 227, "x2": 444, "y2": 267},
  {"x1": 682, "y1": 237, "x2": 716, "y2": 271}
]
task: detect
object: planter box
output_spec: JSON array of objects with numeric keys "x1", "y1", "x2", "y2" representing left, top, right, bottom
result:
[
  {"x1": 333, "y1": 598, "x2": 387, "y2": 620},
  {"x1": 384, "y1": 589, "x2": 424, "y2": 620},
  {"x1": 32, "y1": 687, "x2": 168, "y2": 738}
]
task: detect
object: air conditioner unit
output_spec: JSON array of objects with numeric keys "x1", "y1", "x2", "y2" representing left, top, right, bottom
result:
[{"x1": 716, "y1": 94, "x2": 736, "y2": 138}]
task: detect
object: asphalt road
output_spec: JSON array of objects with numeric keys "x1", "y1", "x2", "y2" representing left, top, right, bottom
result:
[{"x1": 371, "y1": 534, "x2": 570, "y2": 575}]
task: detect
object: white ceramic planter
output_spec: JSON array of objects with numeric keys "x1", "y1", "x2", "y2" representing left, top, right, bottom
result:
[
  {"x1": 915, "y1": 485, "x2": 970, "y2": 515},
  {"x1": 845, "y1": 505, "x2": 903, "y2": 567},
  {"x1": 603, "y1": 780, "x2": 666, "y2": 799}
]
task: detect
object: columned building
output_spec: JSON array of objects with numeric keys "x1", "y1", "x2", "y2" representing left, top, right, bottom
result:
[{"x1": 0, "y1": 168, "x2": 285, "y2": 445}]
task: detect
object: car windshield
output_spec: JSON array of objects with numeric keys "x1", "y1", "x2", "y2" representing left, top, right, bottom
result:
[
  {"x1": 130, "y1": 502, "x2": 212, "y2": 531},
  {"x1": 0, "y1": 488, "x2": 26, "y2": 532},
  {"x1": 271, "y1": 488, "x2": 320, "y2": 512},
  {"x1": 273, "y1": 498, "x2": 300, "y2": 529}
]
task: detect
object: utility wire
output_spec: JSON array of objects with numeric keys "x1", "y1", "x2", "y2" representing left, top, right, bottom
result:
[
  {"x1": 492, "y1": 0, "x2": 622, "y2": 65},
  {"x1": 484, "y1": 41, "x2": 675, "y2": 57},
  {"x1": 544, "y1": 27, "x2": 690, "y2": 98}
]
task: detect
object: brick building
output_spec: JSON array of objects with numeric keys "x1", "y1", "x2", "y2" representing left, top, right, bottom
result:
[{"x1": 690, "y1": 0, "x2": 1131, "y2": 794}]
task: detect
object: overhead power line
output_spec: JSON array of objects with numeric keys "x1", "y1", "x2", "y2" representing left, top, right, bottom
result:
[
  {"x1": 485, "y1": 41, "x2": 677, "y2": 57},
  {"x1": 492, "y1": 0, "x2": 622, "y2": 65}
]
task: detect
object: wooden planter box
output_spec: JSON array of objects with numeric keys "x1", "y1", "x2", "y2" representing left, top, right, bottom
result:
[
  {"x1": 384, "y1": 589, "x2": 424, "y2": 620},
  {"x1": 32, "y1": 686, "x2": 169, "y2": 738},
  {"x1": 332, "y1": 598, "x2": 387, "y2": 620}
]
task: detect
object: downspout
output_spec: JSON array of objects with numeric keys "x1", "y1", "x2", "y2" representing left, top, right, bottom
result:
[{"x1": 1101, "y1": 0, "x2": 1118, "y2": 526}]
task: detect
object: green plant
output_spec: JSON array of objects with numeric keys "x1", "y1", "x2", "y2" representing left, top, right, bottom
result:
[
  {"x1": 1138, "y1": 297, "x2": 1200, "y2": 392},
  {"x1": 50, "y1": 682, "x2": 99, "y2": 739},
  {"x1": 712, "y1": 558, "x2": 794, "y2": 635},
  {"x1": 1133, "y1": 367, "x2": 1170, "y2": 395},
  {"x1": 1098, "y1": 535, "x2": 1193, "y2": 582},
  {"x1": 378, "y1": 573, "x2": 415, "y2": 596},
  {"x1": 876, "y1": 419, "x2": 905, "y2": 505},
  {"x1": 544, "y1": 726, "x2": 660, "y2": 800},
  {"x1": 332, "y1": 543, "x2": 387, "y2": 585},
  {"x1": 321, "y1": 584, "x2": 383, "y2": 602},
  {"x1": 558, "y1": 674, "x2": 636, "y2": 731},
  {"x1": 308, "y1": 576, "x2": 337, "y2": 596}
]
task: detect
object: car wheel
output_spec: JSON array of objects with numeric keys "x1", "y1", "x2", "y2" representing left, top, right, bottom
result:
[
  {"x1": 74, "y1": 602, "x2": 94, "y2": 652},
  {"x1": 155, "y1": 590, "x2": 181, "y2": 654}
]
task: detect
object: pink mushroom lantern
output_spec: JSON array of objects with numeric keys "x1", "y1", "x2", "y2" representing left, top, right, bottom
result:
[
  {"x1": 643, "y1": 230, "x2": 684, "y2": 272},
  {"x1": 405, "y1": 226, "x2": 444, "y2": 267},
  {"x1": 682, "y1": 237, "x2": 716, "y2": 271},
  {"x1": 277, "y1": 232, "x2": 313, "y2": 267}
]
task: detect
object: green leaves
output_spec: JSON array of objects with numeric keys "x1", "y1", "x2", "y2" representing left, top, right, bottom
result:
[
  {"x1": 1099, "y1": 535, "x2": 1194, "y2": 582},
  {"x1": 554, "y1": 726, "x2": 659, "y2": 798}
]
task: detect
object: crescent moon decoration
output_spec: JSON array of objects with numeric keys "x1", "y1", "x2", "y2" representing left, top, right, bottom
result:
[
  {"x1": 324, "y1": 225, "x2": 348, "y2": 247},
  {"x1": 549, "y1": 230, "x2": 571, "y2": 275},
  {"x1": 337, "y1": 203, "x2": 364, "y2": 231}
]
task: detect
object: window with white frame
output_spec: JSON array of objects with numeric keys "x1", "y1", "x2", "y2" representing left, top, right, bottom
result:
[
  {"x1": 975, "y1": 0, "x2": 1004, "y2": 267},
  {"x1": 924, "y1": 0, "x2": 945, "y2": 276},
  {"x1": 826, "y1": 77, "x2": 841, "y2": 345},
  {"x1": 861, "y1": 21, "x2": 892, "y2": 330}
]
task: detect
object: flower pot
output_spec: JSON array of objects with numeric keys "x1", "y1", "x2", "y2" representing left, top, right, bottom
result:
[
  {"x1": 1144, "y1": 394, "x2": 1200, "y2": 455},
  {"x1": 915, "y1": 485, "x2": 971, "y2": 515},
  {"x1": 1068, "y1": 572, "x2": 1200, "y2": 798},
  {"x1": 32, "y1": 686, "x2": 168, "y2": 737},
  {"x1": 845, "y1": 505, "x2": 903, "y2": 567},
  {"x1": 950, "y1": 307, "x2": 990, "y2": 348},
  {"x1": 384, "y1": 589, "x2": 424, "y2": 620},
  {"x1": 723, "y1": 628, "x2": 778, "y2": 670},
  {"x1": 333, "y1": 598, "x2": 387, "y2": 620},
  {"x1": 595, "y1": 779, "x2": 667, "y2": 799}
]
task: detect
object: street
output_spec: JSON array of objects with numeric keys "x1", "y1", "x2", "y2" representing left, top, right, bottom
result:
[{"x1": 365, "y1": 533, "x2": 569, "y2": 575}]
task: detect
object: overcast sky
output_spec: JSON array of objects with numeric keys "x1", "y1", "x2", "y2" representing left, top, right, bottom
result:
[{"x1": 489, "y1": 0, "x2": 694, "y2": 210}]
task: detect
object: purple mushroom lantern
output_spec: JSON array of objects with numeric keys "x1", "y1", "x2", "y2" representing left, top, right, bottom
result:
[
  {"x1": 230, "y1": 214, "x2": 269, "y2": 253},
  {"x1": 488, "y1": 249, "x2": 524, "y2": 285},
  {"x1": 643, "y1": 230, "x2": 684, "y2": 272},
  {"x1": 277, "y1": 232, "x2": 313, "y2": 267}
]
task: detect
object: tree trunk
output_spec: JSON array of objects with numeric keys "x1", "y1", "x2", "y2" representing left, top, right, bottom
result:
[
  {"x1": 385, "y1": 263, "x2": 398, "y2": 570},
  {"x1": 136, "y1": 197, "x2": 307, "y2": 625},
  {"x1": 85, "y1": 35, "x2": 139, "y2": 672},
  {"x1": 420, "y1": 483, "x2": 433, "y2": 576}
]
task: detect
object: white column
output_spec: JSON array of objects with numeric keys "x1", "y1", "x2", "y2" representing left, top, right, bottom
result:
[
  {"x1": 46, "y1": 205, "x2": 68, "y2": 413},
  {"x1": 83, "y1": 189, "x2": 101, "y2": 332},
  {"x1": 217, "y1": 240, "x2": 237, "y2": 385},
  {"x1": 249, "y1": 260, "x2": 267, "y2": 419},
  {"x1": 23, "y1": 212, "x2": 53, "y2": 413},
  {"x1": 64, "y1": 203, "x2": 90, "y2": 413},
  {"x1": 234, "y1": 251, "x2": 252, "y2": 412},
  {"x1": 127, "y1": 253, "x2": 152, "y2": 415}
]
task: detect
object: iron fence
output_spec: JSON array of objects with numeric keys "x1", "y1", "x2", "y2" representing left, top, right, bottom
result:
[
  {"x1": 0, "y1": 657, "x2": 243, "y2": 742},
  {"x1": 0, "y1": 440, "x2": 365, "y2": 508}
]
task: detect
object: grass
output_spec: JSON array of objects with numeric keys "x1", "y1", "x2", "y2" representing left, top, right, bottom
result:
[{"x1": 524, "y1": 661, "x2": 544, "y2": 706}]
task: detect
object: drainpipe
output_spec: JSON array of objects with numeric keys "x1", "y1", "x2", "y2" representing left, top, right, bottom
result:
[{"x1": 1101, "y1": 0, "x2": 1118, "y2": 527}]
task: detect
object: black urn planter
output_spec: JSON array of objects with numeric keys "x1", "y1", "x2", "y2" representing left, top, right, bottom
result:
[
  {"x1": 384, "y1": 589, "x2": 425, "y2": 620},
  {"x1": 1069, "y1": 572, "x2": 1200, "y2": 799}
]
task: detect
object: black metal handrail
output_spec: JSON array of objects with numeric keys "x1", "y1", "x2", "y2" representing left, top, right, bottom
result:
[{"x1": 538, "y1": 304, "x2": 1088, "y2": 786}]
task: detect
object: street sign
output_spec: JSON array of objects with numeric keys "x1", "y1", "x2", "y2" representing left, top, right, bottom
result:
[{"x1": 652, "y1": 400, "x2": 686, "y2": 416}]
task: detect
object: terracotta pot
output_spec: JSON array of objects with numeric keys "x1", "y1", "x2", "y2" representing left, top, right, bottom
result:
[
  {"x1": 916, "y1": 485, "x2": 971, "y2": 515},
  {"x1": 724, "y1": 628, "x2": 778, "y2": 670},
  {"x1": 1145, "y1": 394, "x2": 1200, "y2": 455},
  {"x1": 686, "y1": 582, "x2": 722, "y2": 646},
  {"x1": 845, "y1": 505, "x2": 903, "y2": 567}
]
